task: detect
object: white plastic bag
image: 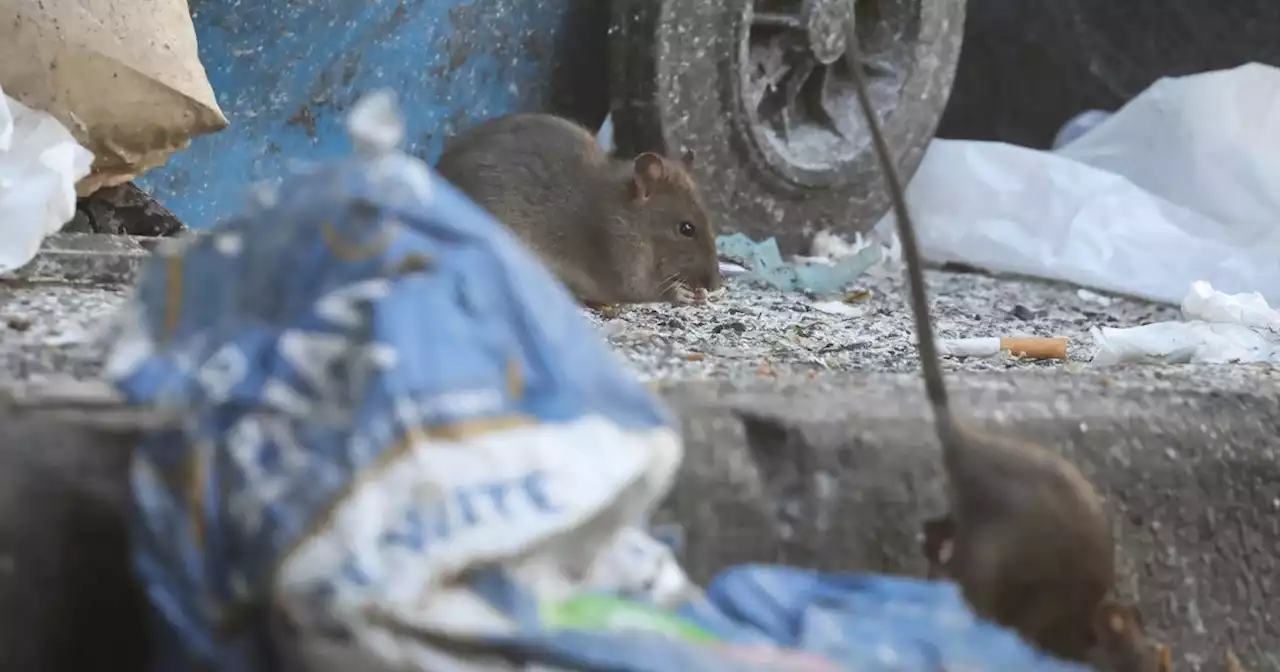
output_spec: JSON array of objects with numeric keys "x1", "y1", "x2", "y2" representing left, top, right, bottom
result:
[
  {"x1": 880, "y1": 63, "x2": 1280, "y2": 306},
  {"x1": 1090, "y1": 281, "x2": 1280, "y2": 365},
  {"x1": 1058, "y1": 64, "x2": 1280, "y2": 242},
  {"x1": 0, "y1": 87, "x2": 94, "y2": 273}
]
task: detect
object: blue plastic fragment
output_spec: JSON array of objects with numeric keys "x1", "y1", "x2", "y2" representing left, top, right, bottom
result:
[{"x1": 716, "y1": 232, "x2": 880, "y2": 295}]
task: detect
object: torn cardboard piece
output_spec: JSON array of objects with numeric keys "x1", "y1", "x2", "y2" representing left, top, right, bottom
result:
[{"x1": 0, "y1": 0, "x2": 228, "y2": 196}]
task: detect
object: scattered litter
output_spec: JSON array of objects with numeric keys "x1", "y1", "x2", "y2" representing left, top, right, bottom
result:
[
  {"x1": 809, "y1": 229, "x2": 870, "y2": 260},
  {"x1": 581, "y1": 271, "x2": 1168, "y2": 382},
  {"x1": 1076, "y1": 289, "x2": 1115, "y2": 308},
  {"x1": 107, "y1": 92, "x2": 1099, "y2": 672},
  {"x1": 718, "y1": 258, "x2": 747, "y2": 278},
  {"x1": 1091, "y1": 281, "x2": 1280, "y2": 366},
  {"x1": 0, "y1": 86, "x2": 94, "y2": 273},
  {"x1": 938, "y1": 336, "x2": 1069, "y2": 361},
  {"x1": 810, "y1": 300, "x2": 869, "y2": 318},
  {"x1": 879, "y1": 63, "x2": 1280, "y2": 307},
  {"x1": 716, "y1": 232, "x2": 881, "y2": 295},
  {"x1": 1181, "y1": 281, "x2": 1279, "y2": 329}
]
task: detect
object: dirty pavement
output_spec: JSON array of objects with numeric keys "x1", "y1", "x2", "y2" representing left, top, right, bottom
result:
[{"x1": 1, "y1": 2, "x2": 1277, "y2": 672}]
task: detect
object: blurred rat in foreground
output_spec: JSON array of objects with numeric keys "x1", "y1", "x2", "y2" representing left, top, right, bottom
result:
[{"x1": 846, "y1": 27, "x2": 1172, "y2": 672}]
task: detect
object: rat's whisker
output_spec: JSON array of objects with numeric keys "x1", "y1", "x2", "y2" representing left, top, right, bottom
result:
[
  {"x1": 654, "y1": 272, "x2": 681, "y2": 296},
  {"x1": 659, "y1": 275, "x2": 689, "y2": 299}
]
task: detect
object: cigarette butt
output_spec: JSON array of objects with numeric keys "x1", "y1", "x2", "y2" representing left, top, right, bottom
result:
[
  {"x1": 935, "y1": 337, "x2": 1001, "y2": 357},
  {"x1": 1000, "y1": 336, "x2": 1068, "y2": 360}
]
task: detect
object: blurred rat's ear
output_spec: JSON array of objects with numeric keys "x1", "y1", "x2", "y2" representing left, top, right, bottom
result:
[
  {"x1": 1092, "y1": 600, "x2": 1143, "y2": 644},
  {"x1": 631, "y1": 152, "x2": 666, "y2": 202}
]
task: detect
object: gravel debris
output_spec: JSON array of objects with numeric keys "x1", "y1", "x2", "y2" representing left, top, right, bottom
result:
[
  {"x1": 0, "y1": 283, "x2": 130, "y2": 381},
  {"x1": 0, "y1": 271, "x2": 1179, "y2": 383},
  {"x1": 585, "y1": 271, "x2": 1179, "y2": 382}
]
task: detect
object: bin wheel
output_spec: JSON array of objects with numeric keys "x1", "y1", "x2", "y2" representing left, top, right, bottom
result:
[{"x1": 610, "y1": 0, "x2": 965, "y2": 254}]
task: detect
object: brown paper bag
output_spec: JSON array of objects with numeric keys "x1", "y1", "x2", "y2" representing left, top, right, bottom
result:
[{"x1": 0, "y1": 0, "x2": 228, "y2": 196}]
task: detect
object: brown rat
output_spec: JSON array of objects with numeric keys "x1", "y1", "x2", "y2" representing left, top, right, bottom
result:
[
  {"x1": 845, "y1": 36, "x2": 1119, "y2": 662},
  {"x1": 1084, "y1": 602, "x2": 1173, "y2": 672},
  {"x1": 435, "y1": 113, "x2": 720, "y2": 306},
  {"x1": 922, "y1": 516, "x2": 1171, "y2": 671}
]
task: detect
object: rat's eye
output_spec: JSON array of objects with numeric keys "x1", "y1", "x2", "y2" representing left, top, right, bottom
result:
[{"x1": 678, "y1": 221, "x2": 696, "y2": 238}]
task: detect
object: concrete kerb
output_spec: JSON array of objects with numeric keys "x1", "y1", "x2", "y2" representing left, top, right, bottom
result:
[
  {"x1": 0, "y1": 233, "x2": 152, "y2": 286},
  {"x1": 656, "y1": 369, "x2": 1280, "y2": 669},
  {"x1": 0, "y1": 368, "x2": 1277, "y2": 669}
]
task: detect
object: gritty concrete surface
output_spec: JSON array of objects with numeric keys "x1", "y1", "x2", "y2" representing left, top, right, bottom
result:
[
  {"x1": 592, "y1": 271, "x2": 1178, "y2": 381},
  {"x1": 1, "y1": 369, "x2": 1277, "y2": 671},
  {"x1": 0, "y1": 249, "x2": 1178, "y2": 383}
]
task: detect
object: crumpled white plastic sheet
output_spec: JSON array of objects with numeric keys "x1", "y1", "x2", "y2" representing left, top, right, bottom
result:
[
  {"x1": 1090, "y1": 281, "x2": 1280, "y2": 366},
  {"x1": 0, "y1": 85, "x2": 94, "y2": 273},
  {"x1": 877, "y1": 62, "x2": 1280, "y2": 306}
]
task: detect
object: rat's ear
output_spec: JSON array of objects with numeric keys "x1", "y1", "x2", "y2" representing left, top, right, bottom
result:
[
  {"x1": 631, "y1": 152, "x2": 666, "y2": 202},
  {"x1": 1092, "y1": 601, "x2": 1140, "y2": 642}
]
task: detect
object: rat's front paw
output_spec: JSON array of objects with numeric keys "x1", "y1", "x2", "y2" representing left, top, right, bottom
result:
[{"x1": 666, "y1": 285, "x2": 697, "y2": 305}]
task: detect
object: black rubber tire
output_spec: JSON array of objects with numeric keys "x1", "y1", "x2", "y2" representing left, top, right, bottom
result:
[
  {"x1": 937, "y1": 0, "x2": 1280, "y2": 148},
  {"x1": 609, "y1": 0, "x2": 966, "y2": 254}
]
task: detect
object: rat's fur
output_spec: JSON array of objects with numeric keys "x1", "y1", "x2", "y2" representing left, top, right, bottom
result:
[
  {"x1": 922, "y1": 513, "x2": 1171, "y2": 670},
  {"x1": 844, "y1": 35, "x2": 1154, "y2": 666},
  {"x1": 436, "y1": 113, "x2": 720, "y2": 305}
]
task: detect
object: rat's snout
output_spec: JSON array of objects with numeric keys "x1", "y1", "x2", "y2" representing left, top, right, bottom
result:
[{"x1": 705, "y1": 267, "x2": 721, "y2": 291}]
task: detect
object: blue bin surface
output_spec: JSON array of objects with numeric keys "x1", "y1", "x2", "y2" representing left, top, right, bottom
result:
[{"x1": 136, "y1": 0, "x2": 608, "y2": 230}]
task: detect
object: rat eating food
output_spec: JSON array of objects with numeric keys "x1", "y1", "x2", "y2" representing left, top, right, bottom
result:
[
  {"x1": 435, "y1": 113, "x2": 720, "y2": 306},
  {"x1": 844, "y1": 33, "x2": 1160, "y2": 667}
]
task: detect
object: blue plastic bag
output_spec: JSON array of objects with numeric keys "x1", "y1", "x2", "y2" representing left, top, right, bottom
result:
[{"x1": 106, "y1": 92, "x2": 1090, "y2": 672}]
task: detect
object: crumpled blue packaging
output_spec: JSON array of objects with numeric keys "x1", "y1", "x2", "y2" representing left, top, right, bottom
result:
[
  {"x1": 466, "y1": 565, "x2": 1091, "y2": 671},
  {"x1": 105, "y1": 92, "x2": 1092, "y2": 672},
  {"x1": 105, "y1": 93, "x2": 681, "y2": 672}
]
